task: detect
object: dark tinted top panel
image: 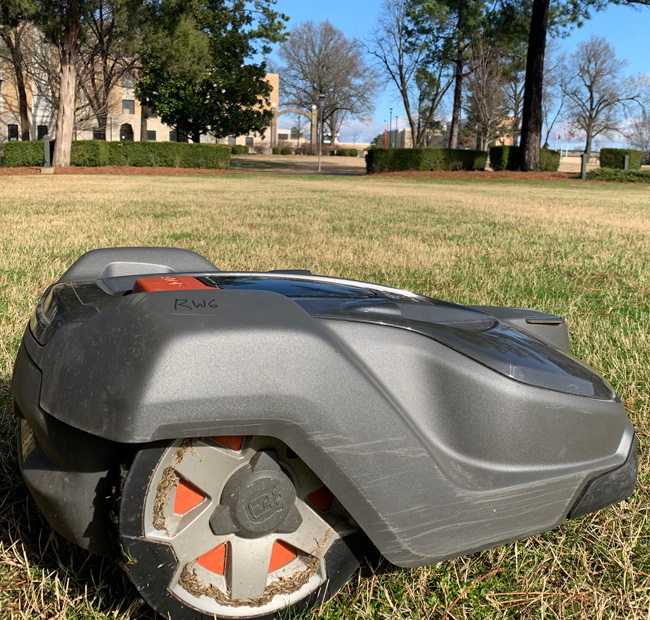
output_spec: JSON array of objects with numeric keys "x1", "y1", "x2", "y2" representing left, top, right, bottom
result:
[{"x1": 198, "y1": 276, "x2": 412, "y2": 300}]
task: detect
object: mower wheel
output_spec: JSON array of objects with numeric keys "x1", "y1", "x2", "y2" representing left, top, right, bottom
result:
[{"x1": 119, "y1": 436, "x2": 363, "y2": 620}]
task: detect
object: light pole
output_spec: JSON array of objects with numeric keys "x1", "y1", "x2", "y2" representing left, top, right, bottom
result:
[
  {"x1": 389, "y1": 107, "x2": 393, "y2": 148},
  {"x1": 317, "y1": 94, "x2": 326, "y2": 173}
]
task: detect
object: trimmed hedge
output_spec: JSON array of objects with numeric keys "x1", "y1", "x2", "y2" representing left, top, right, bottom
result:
[
  {"x1": 586, "y1": 168, "x2": 650, "y2": 183},
  {"x1": 540, "y1": 148, "x2": 561, "y2": 172},
  {"x1": 70, "y1": 141, "x2": 112, "y2": 166},
  {"x1": 280, "y1": 147, "x2": 292, "y2": 155},
  {"x1": 365, "y1": 148, "x2": 487, "y2": 173},
  {"x1": 5, "y1": 140, "x2": 231, "y2": 168},
  {"x1": 272, "y1": 147, "x2": 282, "y2": 154},
  {"x1": 3, "y1": 141, "x2": 50, "y2": 167},
  {"x1": 106, "y1": 141, "x2": 230, "y2": 168},
  {"x1": 600, "y1": 148, "x2": 642, "y2": 170},
  {"x1": 489, "y1": 146, "x2": 521, "y2": 171},
  {"x1": 336, "y1": 148, "x2": 359, "y2": 157},
  {"x1": 231, "y1": 145, "x2": 249, "y2": 154},
  {"x1": 489, "y1": 146, "x2": 560, "y2": 172}
]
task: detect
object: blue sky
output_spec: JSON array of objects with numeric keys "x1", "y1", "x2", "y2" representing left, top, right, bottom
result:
[{"x1": 269, "y1": 0, "x2": 650, "y2": 144}]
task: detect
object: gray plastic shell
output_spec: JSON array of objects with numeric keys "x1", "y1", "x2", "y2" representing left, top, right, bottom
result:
[{"x1": 18, "y1": 285, "x2": 634, "y2": 568}]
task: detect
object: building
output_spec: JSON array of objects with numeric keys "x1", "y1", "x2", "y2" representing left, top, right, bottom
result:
[{"x1": 0, "y1": 43, "x2": 280, "y2": 148}]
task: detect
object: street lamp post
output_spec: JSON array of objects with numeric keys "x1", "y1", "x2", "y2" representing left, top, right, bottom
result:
[
  {"x1": 389, "y1": 107, "x2": 393, "y2": 148},
  {"x1": 317, "y1": 94, "x2": 326, "y2": 173}
]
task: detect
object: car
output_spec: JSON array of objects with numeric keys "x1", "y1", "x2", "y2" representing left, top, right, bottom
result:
[{"x1": 13, "y1": 247, "x2": 637, "y2": 620}]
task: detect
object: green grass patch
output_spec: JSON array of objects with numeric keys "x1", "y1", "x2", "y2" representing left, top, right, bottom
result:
[{"x1": 0, "y1": 174, "x2": 648, "y2": 620}]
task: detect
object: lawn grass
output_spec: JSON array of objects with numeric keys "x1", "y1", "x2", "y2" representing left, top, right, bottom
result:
[{"x1": 0, "y1": 174, "x2": 648, "y2": 619}]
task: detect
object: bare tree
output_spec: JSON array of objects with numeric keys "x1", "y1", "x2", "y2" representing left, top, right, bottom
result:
[
  {"x1": 77, "y1": 0, "x2": 141, "y2": 139},
  {"x1": 0, "y1": 2, "x2": 35, "y2": 140},
  {"x1": 503, "y1": 57, "x2": 525, "y2": 146},
  {"x1": 562, "y1": 35, "x2": 641, "y2": 158},
  {"x1": 278, "y1": 20, "x2": 377, "y2": 144},
  {"x1": 365, "y1": 0, "x2": 453, "y2": 148},
  {"x1": 541, "y1": 38, "x2": 566, "y2": 147},
  {"x1": 624, "y1": 114, "x2": 650, "y2": 154},
  {"x1": 463, "y1": 37, "x2": 507, "y2": 150}
]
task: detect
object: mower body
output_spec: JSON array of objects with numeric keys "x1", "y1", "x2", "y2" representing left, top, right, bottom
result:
[{"x1": 14, "y1": 248, "x2": 636, "y2": 567}]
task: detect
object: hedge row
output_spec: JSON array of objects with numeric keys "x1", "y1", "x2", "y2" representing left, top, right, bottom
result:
[
  {"x1": 489, "y1": 146, "x2": 560, "y2": 172},
  {"x1": 335, "y1": 148, "x2": 359, "y2": 157},
  {"x1": 2, "y1": 141, "x2": 49, "y2": 167},
  {"x1": 586, "y1": 168, "x2": 650, "y2": 183},
  {"x1": 3, "y1": 140, "x2": 231, "y2": 169},
  {"x1": 366, "y1": 148, "x2": 488, "y2": 173},
  {"x1": 600, "y1": 148, "x2": 642, "y2": 170},
  {"x1": 231, "y1": 145, "x2": 249, "y2": 155}
]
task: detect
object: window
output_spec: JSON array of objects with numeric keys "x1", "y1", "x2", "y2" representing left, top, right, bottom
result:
[
  {"x1": 245, "y1": 137, "x2": 254, "y2": 146},
  {"x1": 93, "y1": 129, "x2": 106, "y2": 140},
  {"x1": 278, "y1": 133, "x2": 289, "y2": 141},
  {"x1": 146, "y1": 130, "x2": 157, "y2": 142},
  {"x1": 122, "y1": 71, "x2": 134, "y2": 88},
  {"x1": 37, "y1": 125, "x2": 49, "y2": 140},
  {"x1": 8, "y1": 124, "x2": 18, "y2": 141},
  {"x1": 144, "y1": 106, "x2": 157, "y2": 119},
  {"x1": 169, "y1": 130, "x2": 177, "y2": 142},
  {"x1": 122, "y1": 99, "x2": 135, "y2": 115},
  {"x1": 228, "y1": 137, "x2": 236, "y2": 146}
]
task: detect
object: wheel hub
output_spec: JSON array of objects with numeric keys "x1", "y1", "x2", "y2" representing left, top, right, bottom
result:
[{"x1": 210, "y1": 450, "x2": 303, "y2": 538}]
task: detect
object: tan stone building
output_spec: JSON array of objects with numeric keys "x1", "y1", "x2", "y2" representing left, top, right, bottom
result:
[{"x1": 0, "y1": 50, "x2": 280, "y2": 147}]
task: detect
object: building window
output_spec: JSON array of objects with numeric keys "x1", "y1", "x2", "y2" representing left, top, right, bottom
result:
[
  {"x1": 245, "y1": 137, "x2": 254, "y2": 146},
  {"x1": 122, "y1": 71, "x2": 134, "y2": 88},
  {"x1": 278, "y1": 133, "x2": 289, "y2": 141},
  {"x1": 146, "y1": 130, "x2": 157, "y2": 142},
  {"x1": 169, "y1": 130, "x2": 177, "y2": 142},
  {"x1": 122, "y1": 99, "x2": 135, "y2": 115},
  {"x1": 8, "y1": 124, "x2": 18, "y2": 141},
  {"x1": 143, "y1": 106, "x2": 157, "y2": 119},
  {"x1": 37, "y1": 125, "x2": 49, "y2": 140},
  {"x1": 93, "y1": 129, "x2": 106, "y2": 140},
  {"x1": 228, "y1": 137, "x2": 236, "y2": 146}
]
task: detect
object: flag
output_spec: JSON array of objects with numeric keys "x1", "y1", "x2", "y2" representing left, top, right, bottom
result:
[
  {"x1": 557, "y1": 132, "x2": 561, "y2": 140},
  {"x1": 568, "y1": 131, "x2": 575, "y2": 139}
]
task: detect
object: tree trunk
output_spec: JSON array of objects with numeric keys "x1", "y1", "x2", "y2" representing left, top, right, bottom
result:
[
  {"x1": 192, "y1": 130, "x2": 201, "y2": 143},
  {"x1": 448, "y1": 10, "x2": 464, "y2": 150},
  {"x1": 584, "y1": 123, "x2": 593, "y2": 159},
  {"x1": 3, "y1": 31, "x2": 31, "y2": 140},
  {"x1": 140, "y1": 103, "x2": 148, "y2": 142},
  {"x1": 520, "y1": 0, "x2": 550, "y2": 171},
  {"x1": 53, "y1": 1, "x2": 80, "y2": 167}
]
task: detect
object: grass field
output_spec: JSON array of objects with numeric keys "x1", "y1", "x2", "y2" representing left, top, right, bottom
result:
[{"x1": 0, "y1": 173, "x2": 648, "y2": 619}]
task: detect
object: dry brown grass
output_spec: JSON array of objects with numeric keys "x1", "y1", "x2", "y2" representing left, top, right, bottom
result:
[{"x1": 0, "y1": 174, "x2": 648, "y2": 619}]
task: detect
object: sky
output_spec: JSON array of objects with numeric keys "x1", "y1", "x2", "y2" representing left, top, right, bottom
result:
[{"x1": 268, "y1": 0, "x2": 650, "y2": 145}]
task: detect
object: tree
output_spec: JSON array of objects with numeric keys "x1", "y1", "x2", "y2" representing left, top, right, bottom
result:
[
  {"x1": 137, "y1": 1, "x2": 287, "y2": 143},
  {"x1": 463, "y1": 37, "x2": 508, "y2": 150},
  {"x1": 278, "y1": 20, "x2": 377, "y2": 145},
  {"x1": 77, "y1": 0, "x2": 143, "y2": 139},
  {"x1": 35, "y1": 0, "x2": 84, "y2": 165},
  {"x1": 408, "y1": 0, "x2": 486, "y2": 149},
  {"x1": 365, "y1": 0, "x2": 453, "y2": 148},
  {"x1": 540, "y1": 38, "x2": 566, "y2": 147},
  {"x1": 562, "y1": 35, "x2": 641, "y2": 157},
  {"x1": 516, "y1": 0, "x2": 649, "y2": 170},
  {"x1": 0, "y1": 0, "x2": 36, "y2": 140}
]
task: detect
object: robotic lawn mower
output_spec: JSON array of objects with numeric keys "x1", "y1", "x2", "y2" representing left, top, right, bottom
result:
[{"x1": 13, "y1": 248, "x2": 636, "y2": 619}]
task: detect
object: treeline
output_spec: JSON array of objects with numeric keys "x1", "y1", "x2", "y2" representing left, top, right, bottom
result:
[
  {"x1": 364, "y1": 0, "x2": 649, "y2": 170},
  {"x1": 0, "y1": 0, "x2": 289, "y2": 166}
]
